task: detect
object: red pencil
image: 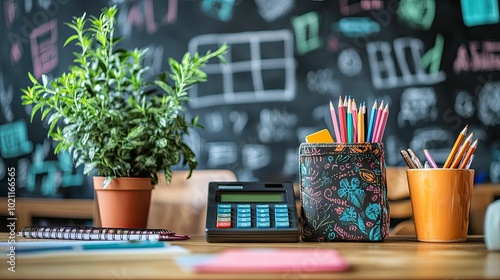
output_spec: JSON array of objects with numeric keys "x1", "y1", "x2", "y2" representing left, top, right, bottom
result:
[{"x1": 338, "y1": 96, "x2": 346, "y2": 143}]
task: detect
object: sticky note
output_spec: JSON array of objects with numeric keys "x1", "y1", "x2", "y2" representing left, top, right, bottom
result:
[{"x1": 305, "y1": 129, "x2": 334, "y2": 143}]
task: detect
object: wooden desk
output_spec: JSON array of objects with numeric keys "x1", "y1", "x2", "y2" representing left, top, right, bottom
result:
[{"x1": 1, "y1": 234, "x2": 499, "y2": 279}]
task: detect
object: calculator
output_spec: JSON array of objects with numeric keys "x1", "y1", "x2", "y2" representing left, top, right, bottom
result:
[{"x1": 205, "y1": 182, "x2": 300, "y2": 242}]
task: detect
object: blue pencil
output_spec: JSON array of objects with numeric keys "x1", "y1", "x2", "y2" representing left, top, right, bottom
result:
[{"x1": 366, "y1": 100, "x2": 377, "y2": 142}]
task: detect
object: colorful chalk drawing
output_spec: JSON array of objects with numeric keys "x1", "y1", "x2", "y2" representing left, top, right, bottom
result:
[
  {"x1": 339, "y1": 0, "x2": 384, "y2": 16},
  {"x1": 397, "y1": 87, "x2": 438, "y2": 127},
  {"x1": 115, "y1": 0, "x2": 177, "y2": 36},
  {"x1": 397, "y1": 0, "x2": 436, "y2": 30},
  {"x1": 292, "y1": 11, "x2": 322, "y2": 55},
  {"x1": 201, "y1": 0, "x2": 235, "y2": 22},
  {"x1": 299, "y1": 143, "x2": 389, "y2": 241},
  {"x1": 29, "y1": 18, "x2": 58, "y2": 78},
  {"x1": 255, "y1": 0, "x2": 294, "y2": 22},
  {"x1": 366, "y1": 37, "x2": 445, "y2": 89},
  {"x1": 188, "y1": 30, "x2": 296, "y2": 108},
  {"x1": 333, "y1": 17, "x2": 381, "y2": 38},
  {"x1": 0, "y1": 119, "x2": 34, "y2": 158},
  {"x1": 477, "y1": 81, "x2": 500, "y2": 126},
  {"x1": 461, "y1": 0, "x2": 499, "y2": 27},
  {"x1": 453, "y1": 41, "x2": 500, "y2": 74}
]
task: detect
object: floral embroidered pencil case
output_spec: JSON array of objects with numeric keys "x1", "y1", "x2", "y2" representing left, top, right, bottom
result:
[{"x1": 299, "y1": 142, "x2": 390, "y2": 242}]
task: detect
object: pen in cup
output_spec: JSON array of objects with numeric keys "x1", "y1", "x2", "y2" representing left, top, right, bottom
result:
[
  {"x1": 407, "y1": 148, "x2": 423, "y2": 169},
  {"x1": 400, "y1": 150, "x2": 417, "y2": 169}
]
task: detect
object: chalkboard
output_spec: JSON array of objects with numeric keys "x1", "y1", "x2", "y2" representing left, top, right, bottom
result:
[{"x1": 1, "y1": 0, "x2": 500, "y2": 199}]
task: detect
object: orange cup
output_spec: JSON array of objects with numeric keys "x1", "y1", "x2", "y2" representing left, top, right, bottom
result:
[{"x1": 406, "y1": 169, "x2": 474, "y2": 242}]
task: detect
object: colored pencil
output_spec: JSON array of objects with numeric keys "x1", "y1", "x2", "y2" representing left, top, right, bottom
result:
[
  {"x1": 366, "y1": 100, "x2": 378, "y2": 143},
  {"x1": 338, "y1": 96, "x2": 346, "y2": 143},
  {"x1": 443, "y1": 125, "x2": 468, "y2": 168},
  {"x1": 459, "y1": 139, "x2": 478, "y2": 169},
  {"x1": 450, "y1": 132, "x2": 474, "y2": 168},
  {"x1": 465, "y1": 154, "x2": 475, "y2": 169},
  {"x1": 373, "y1": 103, "x2": 389, "y2": 142},
  {"x1": 357, "y1": 103, "x2": 364, "y2": 142},
  {"x1": 423, "y1": 149, "x2": 438, "y2": 168},
  {"x1": 347, "y1": 97, "x2": 353, "y2": 143},
  {"x1": 351, "y1": 99, "x2": 358, "y2": 143},
  {"x1": 371, "y1": 100, "x2": 385, "y2": 143},
  {"x1": 329, "y1": 100, "x2": 340, "y2": 142}
]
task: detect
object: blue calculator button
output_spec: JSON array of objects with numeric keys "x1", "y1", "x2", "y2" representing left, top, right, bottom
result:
[
  {"x1": 237, "y1": 222, "x2": 251, "y2": 228},
  {"x1": 256, "y1": 208, "x2": 269, "y2": 213},
  {"x1": 275, "y1": 212, "x2": 289, "y2": 217},
  {"x1": 238, "y1": 217, "x2": 251, "y2": 222},
  {"x1": 237, "y1": 208, "x2": 251, "y2": 214},
  {"x1": 275, "y1": 217, "x2": 289, "y2": 222},
  {"x1": 275, "y1": 208, "x2": 288, "y2": 213},
  {"x1": 256, "y1": 213, "x2": 270, "y2": 218},
  {"x1": 274, "y1": 204, "x2": 288, "y2": 208},
  {"x1": 237, "y1": 213, "x2": 251, "y2": 218},
  {"x1": 256, "y1": 204, "x2": 269, "y2": 209},
  {"x1": 258, "y1": 217, "x2": 270, "y2": 222},
  {"x1": 218, "y1": 208, "x2": 231, "y2": 213},
  {"x1": 237, "y1": 204, "x2": 251, "y2": 209},
  {"x1": 256, "y1": 221, "x2": 271, "y2": 228},
  {"x1": 218, "y1": 204, "x2": 231, "y2": 209},
  {"x1": 275, "y1": 221, "x2": 290, "y2": 228}
]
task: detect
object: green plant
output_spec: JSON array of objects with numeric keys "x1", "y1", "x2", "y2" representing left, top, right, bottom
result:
[{"x1": 21, "y1": 6, "x2": 227, "y2": 188}]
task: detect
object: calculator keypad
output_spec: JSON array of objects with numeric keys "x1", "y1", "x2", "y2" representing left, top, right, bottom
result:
[{"x1": 216, "y1": 203, "x2": 290, "y2": 229}]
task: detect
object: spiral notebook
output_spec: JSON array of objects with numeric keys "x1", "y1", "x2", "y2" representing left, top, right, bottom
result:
[{"x1": 19, "y1": 226, "x2": 190, "y2": 241}]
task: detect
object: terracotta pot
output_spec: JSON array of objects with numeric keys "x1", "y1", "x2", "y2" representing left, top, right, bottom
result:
[{"x1": 93, "y1": 176, "x2": 154, "y2": 228}]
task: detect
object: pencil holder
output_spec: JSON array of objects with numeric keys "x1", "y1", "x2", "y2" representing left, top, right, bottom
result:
[{"x1": 299, "y1": 142, "x2": 390, "y2": 242}]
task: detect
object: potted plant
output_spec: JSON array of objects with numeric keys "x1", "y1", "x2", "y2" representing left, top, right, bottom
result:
[{"x1": 21, "y1": 6, "x2": 227, "y2": 228}]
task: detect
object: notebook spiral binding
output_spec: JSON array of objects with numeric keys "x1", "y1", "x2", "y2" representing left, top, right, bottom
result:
[{"x1": 18, "y1": 226, "x2": 186, "y2": 241}]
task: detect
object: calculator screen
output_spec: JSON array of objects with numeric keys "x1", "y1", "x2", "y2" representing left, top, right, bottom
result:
[{"x1": 219, "y1": 191, "x2": 285, "y2": 202}]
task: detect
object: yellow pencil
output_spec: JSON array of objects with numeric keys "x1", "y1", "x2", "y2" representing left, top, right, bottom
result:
[
  {"x1": 443, "y1": 125, "x2": 468, "y2": 168},
  {"x1": 357, "y1": 103, "x2": 364, "y2": 142},
  {"x1": 450, "y1": 132, "x2": 474, "y2": 168}
]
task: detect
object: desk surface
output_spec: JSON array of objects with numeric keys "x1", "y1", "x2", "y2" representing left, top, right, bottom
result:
[{"x1": 1, "y1": 233, "x2": 499, "y2": 279}]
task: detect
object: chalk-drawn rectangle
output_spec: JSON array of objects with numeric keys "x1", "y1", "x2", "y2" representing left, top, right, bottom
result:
[{"x1": 188, "y1": 29, "x2": 295, "y2": 108}]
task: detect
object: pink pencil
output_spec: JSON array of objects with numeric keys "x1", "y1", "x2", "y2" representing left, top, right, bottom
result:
[
  {"x1": 371, "y1": 100, "x2": 385, "y2": 142},
  {"x1": 329, "y1": 100, "x2": 341, "y2": 142},
  {"x1": 373, "y1": 103, "x2": 389, "y2": 142}
]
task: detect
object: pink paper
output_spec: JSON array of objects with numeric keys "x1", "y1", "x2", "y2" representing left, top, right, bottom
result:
[{"x1": 194, "y1": 248, "x2": 350, "y2": 273}]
